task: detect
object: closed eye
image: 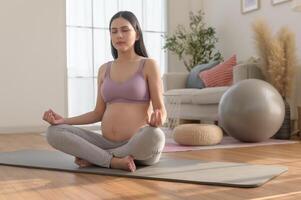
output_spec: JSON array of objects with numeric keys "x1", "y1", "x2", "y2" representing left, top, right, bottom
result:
[{"x1": 110, "y1": 27, "x2": 132, "y2": 34}]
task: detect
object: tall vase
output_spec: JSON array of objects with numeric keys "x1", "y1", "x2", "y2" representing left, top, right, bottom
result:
[{"x1": 273, "y1": 98, "x2": 291, "y2": 139}]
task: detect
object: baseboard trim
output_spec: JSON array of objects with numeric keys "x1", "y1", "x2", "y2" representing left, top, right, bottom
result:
[
  {"x1": 0, "y1": 124, "x2": 101, "y2": 134},
  {"x1": 0, "y1": 125, "x2": 48, "y2": 134}
]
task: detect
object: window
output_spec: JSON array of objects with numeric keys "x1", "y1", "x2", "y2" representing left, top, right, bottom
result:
[{"x1": 66, "y1": 0, "x2": 167, "y2": 117}]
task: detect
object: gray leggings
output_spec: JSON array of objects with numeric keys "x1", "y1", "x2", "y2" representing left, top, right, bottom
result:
[{"x1": 46, "y1": 124, "x2": 165, "y2": 168}]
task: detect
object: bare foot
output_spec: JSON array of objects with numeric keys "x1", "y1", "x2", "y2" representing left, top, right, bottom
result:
[
  {"x1": 74, "y1": 157, "x2": 93, "y2": 168},
  {"x1": 110, "y1": 156, "x2": 136, "y2": 172}
]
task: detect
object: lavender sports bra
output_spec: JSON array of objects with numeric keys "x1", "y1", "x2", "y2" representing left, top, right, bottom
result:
[{"x1": 101, "y1": 59, "x2": 150, "y2": 104}]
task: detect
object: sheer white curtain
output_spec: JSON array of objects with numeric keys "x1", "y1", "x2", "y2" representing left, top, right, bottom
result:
[{"x1": 66, "y1": 0, "x2": 167, "y2": 117}]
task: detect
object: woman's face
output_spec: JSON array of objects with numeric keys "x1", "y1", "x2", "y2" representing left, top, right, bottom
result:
[{"x1": 110, "y1": 17, "x2": 138, "y2": 52}]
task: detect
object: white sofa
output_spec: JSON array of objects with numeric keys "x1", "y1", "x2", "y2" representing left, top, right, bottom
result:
[{"x1": 163, "y1": 63, "x2": 264, "y2": 123}]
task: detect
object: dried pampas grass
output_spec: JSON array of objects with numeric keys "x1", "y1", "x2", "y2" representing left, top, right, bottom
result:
[
  {"x1": 252, "y1": 20, "x2": 272, "y2": 78},
  {"x1": 277, "y1": 27, "x2": 297, "y2": 97},
  {"x1": 267, "y1": 38, "x2": 285, "y2": 96},
  {"x1": 252, "y1": 19, "x2": 297, "y2": 98}
]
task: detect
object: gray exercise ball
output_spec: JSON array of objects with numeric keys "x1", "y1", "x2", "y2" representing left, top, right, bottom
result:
[{"x1": 218, "y1": 79, "x2": 285, "y2": 142}]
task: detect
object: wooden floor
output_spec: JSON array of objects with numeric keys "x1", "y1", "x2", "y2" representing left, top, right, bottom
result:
[{"x1": 1, "y1": 133, "x2": 301, "y2": 200}]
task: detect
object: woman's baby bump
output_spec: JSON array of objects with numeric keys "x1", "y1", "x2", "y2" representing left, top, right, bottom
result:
[{"x1": 101, "y1": 103, "x2": 149, "y2": 141}]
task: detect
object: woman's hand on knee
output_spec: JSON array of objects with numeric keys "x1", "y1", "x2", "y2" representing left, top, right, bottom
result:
[{"x1": 42, "y1": 109, "x2": 65, "y2": 125}]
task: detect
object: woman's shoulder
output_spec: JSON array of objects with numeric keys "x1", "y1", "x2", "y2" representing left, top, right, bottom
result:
[
  {"x1": 97, "y1": 61, "x2": 112, "y2": 79},
  {"x1": 99, "y1": 61, "x2": 114, "y2": 71},
  {"x1": 143, "y1": 57, "x2": 157, "y2": 65},
  {"x1": 142, "y1": 58, "x2": 160, "y2": 77},
  {"x1": 143, "y1": 58, "x2": 159, "y2": 71}
]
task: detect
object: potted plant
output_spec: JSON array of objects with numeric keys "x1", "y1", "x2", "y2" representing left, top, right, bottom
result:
[{"x1": 163, "y1": 10, "x2": 222, "y2": 71}]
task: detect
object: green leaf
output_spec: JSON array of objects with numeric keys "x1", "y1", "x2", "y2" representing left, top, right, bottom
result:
[{"x1": 162, "y1": 10, "x2": 223, "y2": 71}]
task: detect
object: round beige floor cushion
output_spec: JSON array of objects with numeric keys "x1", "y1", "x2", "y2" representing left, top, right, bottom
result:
[{"x1": 173, "y1": 124, "x2": 223, "y2": 146}]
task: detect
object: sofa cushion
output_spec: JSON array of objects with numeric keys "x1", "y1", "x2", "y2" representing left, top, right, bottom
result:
[
  {"x1": 192, "y1": 87, "x2": 229, "y2": 104},
  {"x1": 186, "y1": 61, "x2": 219, "y2": 89},
  {"x1": 164, "y1": 89, "x2": 199, "y2": 104},
  {"x1": 164, "y1": 86, "x2": 229, "y2": 105},
  {"x1": 199, "y1": 55, "x2": 237, "y2": 87}
]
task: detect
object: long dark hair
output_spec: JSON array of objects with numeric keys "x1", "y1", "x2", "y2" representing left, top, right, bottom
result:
[{"x1": 109, "y1": 11, "x2": 148, "y2": 59}]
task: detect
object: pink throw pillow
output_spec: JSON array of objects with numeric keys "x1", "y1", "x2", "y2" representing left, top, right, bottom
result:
[{"x1": 199, "y1": 55, "x2": 237, "y2": 87}]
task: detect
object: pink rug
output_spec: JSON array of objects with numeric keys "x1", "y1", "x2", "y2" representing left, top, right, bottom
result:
[
  {"x1": 87, "y1": 127, "x2": 298, "y2": 153},
  {"x1": 163, "y1": 135, "x2": 298, "y2": 153}
]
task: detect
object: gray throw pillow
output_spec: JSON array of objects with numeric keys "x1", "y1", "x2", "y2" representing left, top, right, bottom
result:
[{"x1": 186, "y1": 61, "x2": 219, "y2": 88}]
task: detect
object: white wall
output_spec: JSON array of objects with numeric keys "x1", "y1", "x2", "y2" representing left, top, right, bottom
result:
[
  {"x1": 202, "y1": 0, "x2": 301, "y2": 116},
  {"x1": 0, "y1": 0, "x2": 201, "y2": 134},
  {"x1": 203, "y1": 0, "x2": 301, "y2": 61},
  {"x1": 167, "y1": 0, "x2": 203, "y2": 72},
  {"x1": 0, "y1": 0, "x2": 67, "y2": 133}
]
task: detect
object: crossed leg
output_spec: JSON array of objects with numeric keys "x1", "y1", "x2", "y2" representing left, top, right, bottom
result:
[{"x1": 46, "y1": 124, "x2": 165, "y2": 172}]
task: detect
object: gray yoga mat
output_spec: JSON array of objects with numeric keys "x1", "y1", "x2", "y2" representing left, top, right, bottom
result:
[{"x1": 0, "y1": 149, "x2": 287, "y2": 188}]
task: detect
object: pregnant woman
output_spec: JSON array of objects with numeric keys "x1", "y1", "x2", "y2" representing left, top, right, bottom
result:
[{"x1": 42, "y1": 11, "x2": 166, "y2": 172}]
